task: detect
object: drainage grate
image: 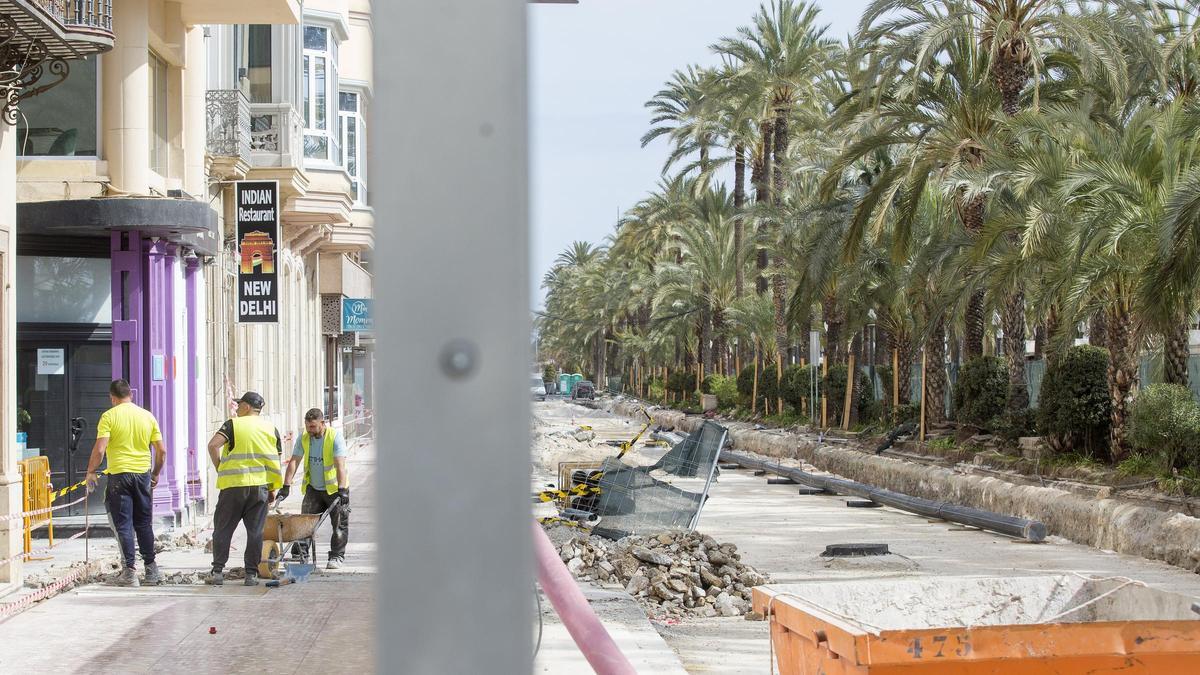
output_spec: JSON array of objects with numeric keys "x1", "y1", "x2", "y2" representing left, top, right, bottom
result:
[{"x1": 821, "y1": 543, "x2": 890, "y2": 557}]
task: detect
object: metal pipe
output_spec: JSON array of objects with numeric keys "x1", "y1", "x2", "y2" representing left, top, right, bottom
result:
[{"x1": 721, "y1": 450, "x2": 1047, "y2": 542}]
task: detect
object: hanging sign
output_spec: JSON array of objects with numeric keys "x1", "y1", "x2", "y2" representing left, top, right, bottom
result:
[
  {"x1": 235, "y1": 180, "x2": 280, "y2": 323},
  {"x1": 342, "y1": 298, "x2": 374, "y2": 332}
]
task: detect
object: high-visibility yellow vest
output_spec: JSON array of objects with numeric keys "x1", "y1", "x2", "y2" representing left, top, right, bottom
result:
[
  {"x1": 300, "y1": 429, "x2": 344, "y2": 495},
  {"x1": 217, "y1": 415, "x2": 283, "y2": 490}
]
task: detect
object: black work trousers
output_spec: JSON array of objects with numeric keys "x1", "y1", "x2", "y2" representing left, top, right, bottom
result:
[
  {"x1": 105, "y1": 471, "x2": 156, "y2": 569},
  {"x1": 295, "y1": 487, "x2": 348, "y2": 561},
  {"x1": 211, "y1": 485, "x2": 269, "y2": 573}
]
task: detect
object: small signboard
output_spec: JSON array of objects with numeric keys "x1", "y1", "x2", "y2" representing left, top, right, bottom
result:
[
  {"x1": 235, "y1": 180, "x2": 280, "y2": 323},
  {"x1": 37, "y1": 348, "x2": 64, "y2": 375},
  {"x1": 342, "y1": 298, "x2": 374, "y2": 332}
]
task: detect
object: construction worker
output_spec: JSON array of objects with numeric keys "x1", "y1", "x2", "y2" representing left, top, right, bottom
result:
[
  {"x1": 205, "y1": 391, "x2": 283, "y2": 586},
  {"x1": 277, "y1": 408, "x2": 349, "y2": 569},
  {"x1": 84, "y1": 379, "x2": 167, "y2": 587}
]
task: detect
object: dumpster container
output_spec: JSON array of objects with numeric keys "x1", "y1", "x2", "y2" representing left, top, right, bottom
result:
[{"x1": 753, "y1": 575, "x2": 1200, "y2": 674}]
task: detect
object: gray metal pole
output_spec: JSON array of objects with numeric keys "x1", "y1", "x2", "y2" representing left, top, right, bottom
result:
[{"x1": 375, "y1": 1, "x2": 532, "y2": 672}]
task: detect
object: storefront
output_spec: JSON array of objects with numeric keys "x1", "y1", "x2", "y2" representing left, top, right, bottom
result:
[{"x1": 17, "y1": 198, "x2": 219, "y2": 522}]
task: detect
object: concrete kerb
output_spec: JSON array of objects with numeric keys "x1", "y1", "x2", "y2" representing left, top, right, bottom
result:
[{"x1": 606, "y1": 399, "x2": 1200, "y2": 575}]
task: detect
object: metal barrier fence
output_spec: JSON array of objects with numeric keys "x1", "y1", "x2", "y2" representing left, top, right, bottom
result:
[
  {"x1": 553, "y1": 420, "x2": 728, "y2": 539},
  {"x1": 18, "y1": 456, "x2": 54, "y2": 556}
]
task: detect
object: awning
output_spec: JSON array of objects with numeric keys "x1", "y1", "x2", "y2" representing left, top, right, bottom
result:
[{"x1": 18, "y1": 197, "x2": 221, "y2": 256}]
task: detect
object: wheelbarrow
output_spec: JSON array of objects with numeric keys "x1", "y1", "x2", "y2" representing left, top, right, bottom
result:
[{"x1": 258, "y1": 499, "x2": 339, "y2": 580}]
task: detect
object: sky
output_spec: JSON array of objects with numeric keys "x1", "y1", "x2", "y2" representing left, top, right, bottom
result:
[{"x1": 528, "y1": 0, "x2": 872, "y2": 307}]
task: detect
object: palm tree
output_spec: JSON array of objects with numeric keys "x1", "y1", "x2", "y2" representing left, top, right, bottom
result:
[
  {"x1": 715, "y1": 0, "x2": 839, "y2": 368},
  {"x1": 642, "y1": 65, "x2": 722, "y2": 176},
  {"x1": 827, "y1": 15, "x2": 1000, "y2": 361},
  {"x1": 997, "y1": 95, "x2": 1200, "y2": 455}
]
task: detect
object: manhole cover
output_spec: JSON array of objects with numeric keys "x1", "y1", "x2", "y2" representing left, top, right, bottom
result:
[{"x1": 821, "y1": 543, "x2": 890, "y2": 557}]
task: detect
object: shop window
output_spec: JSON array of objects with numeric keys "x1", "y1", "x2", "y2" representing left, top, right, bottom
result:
[
  {"x1": 17, "y1": 56, "x2": 98, "y2": 157},
  {"x1": 17, "y1": 256, "x2": 112, "y2": 324},
  {"x1": 303, "y1": 24, "x2": 340, "y2": 163},
  {"x1": 149, "y1": 51, "x2": 169, "y2": 175},
  {"x1": 339, "y1": 91, "x2": 367, "y2": 204}
]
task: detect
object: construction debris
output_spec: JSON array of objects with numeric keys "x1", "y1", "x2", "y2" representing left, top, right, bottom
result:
[{"x1": 544, "y1": 524, "x2": 768, "y2": 621}]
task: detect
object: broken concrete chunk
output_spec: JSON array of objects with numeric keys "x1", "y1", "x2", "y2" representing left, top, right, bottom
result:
[{"x1": 632, "y1": 546, "x2": 672, "y2": 566}]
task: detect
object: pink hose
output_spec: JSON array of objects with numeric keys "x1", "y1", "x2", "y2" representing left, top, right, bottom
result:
[{"x1": 533, "y1": 522, "x2": 637, "y2": 674}]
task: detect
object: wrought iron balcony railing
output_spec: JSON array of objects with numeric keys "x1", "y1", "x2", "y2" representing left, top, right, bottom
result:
[
  {"x1": 34, "y1": 0, "x2": 112, "y2": 31},
  {"x1": 205, "y1": 89, "x2": 251, "y2": 160}
]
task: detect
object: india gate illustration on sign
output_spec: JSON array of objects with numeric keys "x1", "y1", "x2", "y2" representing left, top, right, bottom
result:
[{"x1": 239, "y1": 231, "x2": 276, "y2": 274}]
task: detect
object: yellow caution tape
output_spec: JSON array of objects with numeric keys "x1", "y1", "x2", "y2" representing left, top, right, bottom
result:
[
  {"x1": 536, "y1": 484, "x2": 602, "y2": 503},
  {"x1": 50, "y1": 471, "x2": 108, "y2": 501}
]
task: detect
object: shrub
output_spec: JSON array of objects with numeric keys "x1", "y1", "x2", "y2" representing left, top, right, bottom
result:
[
  {"x1": 954, "y1": 357, "x2": 1009, "y2": 428},
  {"x1": 667, "y1": 370, "x2": 695, "y2": 396},
  {"x1": 1037, "y1": 345, "x2": 1111, "y2": 456},
  {"x1": 824, "y1": 364, "x2": 873, "y2": 423},
  {"x1": 647, "y1": 379, "x2": 665, "y2": 401},
  {"x1": 1128, "y1": 383, "x2": 1200, "y2": 472},
  {"x1": 780, "y1": 364, "x2": 819, "y2": 413},
  {"x1": 736, "y1": 362, "x2": 780, "y2": 409},
  {"x1": 541, "y1": 364, "x2": 557, "y2": 383},
  {"x1": 707, "y1": 375, "x2": 739, "y2": 408}
]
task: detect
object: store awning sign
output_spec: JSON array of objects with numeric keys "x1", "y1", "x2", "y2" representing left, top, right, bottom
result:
[
  {"x1": 235, "y1": 180, "x2": 280, "y2": 323},
  {"x1": 342, "y1": 298, "x2": 374, "y2": 332}
]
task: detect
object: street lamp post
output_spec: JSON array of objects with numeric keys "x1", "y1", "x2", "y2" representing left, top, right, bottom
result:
[{"x1": 867, "y1": 310, "x2": 877, "y2": 402}]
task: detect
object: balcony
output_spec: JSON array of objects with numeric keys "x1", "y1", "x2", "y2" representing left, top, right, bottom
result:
[
  {"x1": 205, "y1": 89, "x2": 250, "y2": 177},
  {"x1": 250, "y1": 103, "x2": 304, "y2": 169},
  {"x1": 0, "y1": 1, "x2": 115, "y2": 123},
  {"x1": 206, "y1": 90, "x2": 307, "y2": 172}
]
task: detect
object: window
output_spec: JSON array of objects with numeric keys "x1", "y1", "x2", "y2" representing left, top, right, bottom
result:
[
  {"x1": 149, "y1": 51, "x2": 169, "y2": 174},
  {"x1": 340, "y1": 91, "x2": 367, "y2": 204},
  {"x1": 236, "y1": 24, "x2": 273, "y2": 104},
  {"x1": 302, "y1": 24, "x2": 339, "y2": 163},
  {"x1": 17, "y1": 56, "x2": 98, "y2": 157}
]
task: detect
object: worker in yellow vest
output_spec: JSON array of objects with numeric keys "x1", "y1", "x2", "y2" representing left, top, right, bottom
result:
[
  {"x1": 277, "y1": 407, "x2": 349, "y2": 568},
  {"x1": 205, "y1": 391, "x2": 283, "y2": 586}
]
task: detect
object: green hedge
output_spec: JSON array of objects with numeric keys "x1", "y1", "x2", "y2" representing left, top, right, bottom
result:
[
  {"x1": 1128, "y1": 383, "x2": 1200, "y2": 471},
  {"x1": 1037, "y1": 345, "x2": 1111, "y2": 455},
  {"x1": 954, "y1": 356, "x2": 1008, "y2": 428},
  {"x1": 667, "y1": 370, "x2": 695, "y2": 396}
]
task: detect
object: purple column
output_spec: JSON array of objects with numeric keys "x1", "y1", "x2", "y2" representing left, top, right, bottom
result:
[
  {"x1": 145, "y1": 239, "x2": 181, "y2": 514},
  {"x1": 111, "y1": 232, "x2": 144, "y2": 401},
  {"x1": 184, "y1": 255, "x2": 202, "y2": 502}
]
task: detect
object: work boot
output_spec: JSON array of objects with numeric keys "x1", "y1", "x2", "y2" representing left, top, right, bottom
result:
[
  {"x1": 244, "y1": 572, "x2": 260, "y2": 587},
  {"x1": 205, "y1": 568, "x2": 224, "y2": 586},
  {"x1": 326, "y1": 557, "x2": 343, "y2": 570},
  {"x1": 144, "y1": 562, "x2": 163, "y2": 585},
  {"x1": 114, "y1": 567, "x2": 140, "y2": 587}
]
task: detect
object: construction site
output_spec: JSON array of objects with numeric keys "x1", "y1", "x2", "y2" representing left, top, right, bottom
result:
[{"x1": 530, "y1": 394, "x2": 1200, "y2": 672}]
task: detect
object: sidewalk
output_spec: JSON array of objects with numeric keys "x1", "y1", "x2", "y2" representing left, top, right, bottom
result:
[{"x1": 0, "y1": 443, "x2": 378, "y2": 674}]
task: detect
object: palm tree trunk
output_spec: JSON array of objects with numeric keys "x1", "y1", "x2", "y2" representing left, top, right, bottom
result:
[
  {"x1": 924, "y1": 318, "x2": 947, "y2": 425},
  {"x1": 734, "y1": 143, "x2": 746, "y2": 300},
  {"x1": 898, "y1": 330, "x2": 915, "y2": 405},
  {"x1": 1090, "y1": 311, "x2": 1108, "y2": 350},
  {"x1": 959, "y1": 193, "x2": 986, "y2": 360},
  {"x1": 699, "y1": 305, "x2": 713, "y2": 379},
  {"x1": 824, "y1": 295, "x2": 844, "y2": 365},
  {"x1": 1164, "y1": 320, "x2": 1189, "y2": 388},
  {"x1": 1003, "y1": 292, "x2": 1029, "y2": 411},
  {"x1": 755, "y1": 120, "x2": 774, "y2": 296},
  {"x1": 1105, "y1": 302, "x2": 1138, "y2": 460},
  {"x1": 848, "y1": 331, "x2": 863, "y2": 428}
]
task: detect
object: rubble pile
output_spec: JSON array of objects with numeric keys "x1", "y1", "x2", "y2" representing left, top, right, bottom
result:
[{"x1": 547, "y1": 526, "x2": 768, "y2": 620}]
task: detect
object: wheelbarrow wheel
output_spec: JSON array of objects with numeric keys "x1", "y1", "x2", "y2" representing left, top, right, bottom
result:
[{"x1": 258, "y1": 541, "x2": 282, "y2": 579}]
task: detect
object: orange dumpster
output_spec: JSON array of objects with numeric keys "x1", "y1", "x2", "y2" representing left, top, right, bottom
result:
[{"x1": 753, "y1": 575, "x2": 1200, "y2": 674}]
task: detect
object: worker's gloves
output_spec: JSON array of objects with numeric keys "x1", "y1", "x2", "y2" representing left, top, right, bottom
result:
[
  {"x1": 276, "y1": 485, "x2": 291, "y2": 502},
  {"x1": 338, "y1": 487, "x2": 350, "y2": 509}
]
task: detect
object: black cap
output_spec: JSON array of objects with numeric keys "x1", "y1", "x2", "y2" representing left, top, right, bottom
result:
[{"x1": 233, "y1": 391, "x2": 265, "y2": 410}]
